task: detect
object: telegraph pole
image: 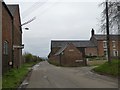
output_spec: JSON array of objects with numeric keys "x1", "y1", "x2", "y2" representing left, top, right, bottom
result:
[
  {"x1": 118, "y1": 6, "x2": 120, "y2": 59},
  {"x1": 106, "y1": 0, "x2": 111, "y2": 63}
]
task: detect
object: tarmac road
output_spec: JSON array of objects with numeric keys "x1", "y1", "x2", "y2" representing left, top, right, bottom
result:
[{"x1": 26, "y1": 61, "x2": 118, "y2": 88}]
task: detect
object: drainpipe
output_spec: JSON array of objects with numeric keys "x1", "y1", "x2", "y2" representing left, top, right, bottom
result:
[
  {"x1": 59, "y1": 52, "x2": 64, "y2": 66},
  {"x1": 11, "y1": 18, "x2": 14, "y2": 68},
  {"x1": 59, "y1": 53, "x2": 61, "y2": 66}
]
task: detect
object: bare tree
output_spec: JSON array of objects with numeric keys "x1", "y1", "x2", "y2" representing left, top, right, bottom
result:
[{"x1": 100, "y1": 0, "x2": 120, "y2": 34}]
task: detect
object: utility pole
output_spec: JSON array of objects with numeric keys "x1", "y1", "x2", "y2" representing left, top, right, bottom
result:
[
  {"x1": 118, "y1": 6, "x2": 120, "y2": 59},
  {"x1": 106, "y1": 0, "x2": 111, "y2": 63},
  {"x1": 118, "y1": 6, "x2": 120, "y2": 34}
]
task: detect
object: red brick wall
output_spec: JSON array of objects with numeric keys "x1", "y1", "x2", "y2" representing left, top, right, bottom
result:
[
  {"x1": 97, "y1": 40, "x2": 119, "y2": 58},
  {"x1": 109, "y1": 40, "x2": 119, "y2": 57},
  {"x1": 61, "y1": 44, "x2": 84, "y2": 66},
  {"x1": 85, "y1": 47, "x2": 97, "y2": 56},
  {"x1": 97, "y1": 41, "x2": 104, "y2": 56},
  {"x1": 49, "y1": 55, "x2": 60, "y2": 65},
  {"x1": 49, "y1": 44, "x2": 85, "y2": 66},
  {"x1": 13, "y1": 7, "x2": 22, "y2": 68},
  {"x1": 2, "y1": 4, "x2": 13, "y2": 72}
]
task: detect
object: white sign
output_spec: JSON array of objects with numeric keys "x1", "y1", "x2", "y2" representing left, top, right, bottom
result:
[
  {"x1": 9, "y1": 62, "x2": 13, "y2": 65},
  {"x1": 75, "y1": 60, "x2": 83, "y2": 62}
]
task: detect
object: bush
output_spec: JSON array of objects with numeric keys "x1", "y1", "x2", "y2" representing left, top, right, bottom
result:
[{"x1": 23, "y1": 52, "x2": 43, "y2": 63}]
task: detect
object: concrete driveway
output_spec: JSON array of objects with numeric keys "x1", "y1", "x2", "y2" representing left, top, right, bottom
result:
[{"x1": 25, "y1": 61, "x2": 118, "y2": 88}]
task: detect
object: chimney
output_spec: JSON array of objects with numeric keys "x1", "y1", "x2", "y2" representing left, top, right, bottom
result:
[{"x1": 91, "y1": 28, "x2": 95, "y2": 36}]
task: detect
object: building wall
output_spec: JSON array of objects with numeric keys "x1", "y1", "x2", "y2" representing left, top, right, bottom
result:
[
  {"x1": 85, "y1": 47, "x2": 97, "y2": 56},
  {"x1": 109, "y1": 40, "x2": 119, "y2": 58},
  {"x1": 61, "y1": 44, "x2": 84, "y2": 66},
  {"x1": 13, "y1": 6, "x2": 22, "y2": 68},
  {"x1": 97, "y1": 41, "x2": 105, "y2": 56},
  {"x1": 97, "y1": 39, "x2": 119, "y2": 58},
  {"x1": 49, "y1": 44, "x2": 84, "y2": 66},
  {"x1": 2, "y1": 4, "x2": 13, "y2": 73},
  {"x1": 49, "y1": 55, "x2": 60, "y2": 65}
]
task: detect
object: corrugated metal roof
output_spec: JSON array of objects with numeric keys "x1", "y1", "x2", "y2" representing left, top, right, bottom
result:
[{"x1": 51, "y1": 40, "x2": 96, "y2": 48}]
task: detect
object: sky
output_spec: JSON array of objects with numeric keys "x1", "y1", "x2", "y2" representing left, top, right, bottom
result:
[{"x1": 4, "y1": 0, "x2": 104, "y2": 57}]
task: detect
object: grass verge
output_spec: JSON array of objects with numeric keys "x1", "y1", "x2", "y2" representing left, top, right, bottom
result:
[
  {"x1": 0, "y1": 76, "x2": 2, "y2": 90},
  {"x1": 2, "y1": 61, "x2": 40, "y2": 89},
  {"x1": 93, "y1": 60, "x2": 120, "y2": 77}
]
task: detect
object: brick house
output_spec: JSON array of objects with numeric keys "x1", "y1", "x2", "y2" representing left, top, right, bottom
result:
[
  {"x1": 90, "y1": 30, "x2": 120, "y2": 58},
  {"x1": 48, "y1": 29, "x2": 120, "y2": 66},
  {"x1": 49, "y1": 40, "x2": 96, "y2": 66},
  {"x1": 2, "y1": 2, "x2": 23, "y2": 73},
  {"x1": 7, "y1": 5, "x2": 23, "y2": 68},
  {"x1": 2, "y1": 2, "x2": 13, "y2": 72},
  {"x1": 49, "y1": 43, "x2": 84, "y2": 66}
]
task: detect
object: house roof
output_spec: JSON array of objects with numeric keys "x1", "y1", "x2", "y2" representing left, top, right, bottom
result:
[
  {"x1": 55, "y1": 44, "x2": 68, "y2": 55},
  {"x1": 93, "y1": 34, "x2": 120, "y2": 40},
  {"x1": 7, "y1": 5, "x2": 19, "y2": 16},
  {"x1": 51, "y1": 40, "x2": 96, "y2": 48},
  {"x1": 2, "y1": 2, "x2": 13, "y2": 18}
]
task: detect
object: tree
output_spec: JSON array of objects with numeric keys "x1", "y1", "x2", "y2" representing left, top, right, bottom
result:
[
  {"x1": 100, "y1": 0, "x2": 120, "y2": 34},
  {"x1": 23, "y1": 52, "x2": 43, "y2": 63}
]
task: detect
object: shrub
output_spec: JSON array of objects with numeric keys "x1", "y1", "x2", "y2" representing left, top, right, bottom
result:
[{"x1": 23, "y1": 52, "x2": 43, "y2": 63}]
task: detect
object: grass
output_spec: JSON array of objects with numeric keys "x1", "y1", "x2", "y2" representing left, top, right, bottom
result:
[
  {"x1": 93, "y1": 60, "x2": 120, "y2": 77},
  {"x1": 2, "y1": 61, "x2": 40, "y2": 89},
  {"x1": 0, "y1": 76, "x2": 2, "y2": 90}
]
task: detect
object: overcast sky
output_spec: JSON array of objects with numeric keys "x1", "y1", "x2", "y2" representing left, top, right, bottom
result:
[{"x1": 4, "y1": 0, "x2": 104, "y2": 57}]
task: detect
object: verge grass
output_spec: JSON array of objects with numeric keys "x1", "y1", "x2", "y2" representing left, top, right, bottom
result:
[
  {"x1": 2, "y1": 61, "x2": 40, "y2": 89},
  {"x1": 93, "y1": 60, "x2": 120, "y2": 77}
]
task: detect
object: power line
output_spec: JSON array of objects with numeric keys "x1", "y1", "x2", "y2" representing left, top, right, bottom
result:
[{"x1": 21, "y1": 0, "x2": 48, "y2": 19}]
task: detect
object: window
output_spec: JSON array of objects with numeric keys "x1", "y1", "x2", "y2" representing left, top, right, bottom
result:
[
  {"x1": 103, "y1": 41, "x2": 107, "y2": 48},
  {"x1": 3, "y1": 41, "x2": 9, "y2": 55},
  {"x1": 113, "y1": 49, "x2": 118, "y2": 56},
  {"x1": 104, "y1": 49, "x2": 107, "y2": 57},
  {"x1": 112, "y1": 41, "x2": 116, "y2": 48}
]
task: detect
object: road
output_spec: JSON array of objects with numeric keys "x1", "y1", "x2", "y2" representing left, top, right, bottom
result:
[{"x1": 25, "y1": 61, "x2": 118, "y2": 88}]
